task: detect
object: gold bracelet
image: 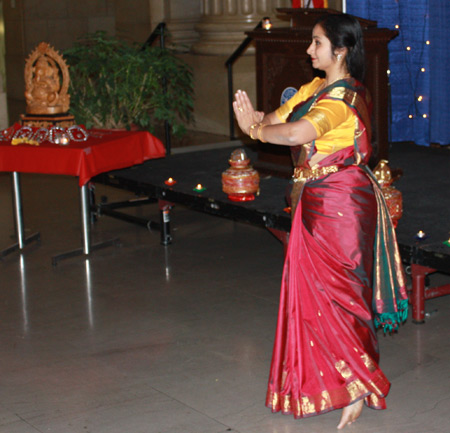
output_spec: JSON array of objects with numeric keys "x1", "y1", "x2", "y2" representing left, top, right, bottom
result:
[
  {"x1": 249, "y1": 123, "x2": 260, "y2": 140},
  {"x1": 257, "y1": 123, "x2": 267, "y2": 143}
]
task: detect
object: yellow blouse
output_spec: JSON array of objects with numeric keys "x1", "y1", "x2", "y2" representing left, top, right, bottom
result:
[{"x1": 275, "y1": 77, "x2": 356, "y2": 155}]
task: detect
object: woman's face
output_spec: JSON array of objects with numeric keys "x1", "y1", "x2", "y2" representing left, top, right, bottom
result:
[{"x1": 306, "y1": 24, "x2": 336, "y2": 73}]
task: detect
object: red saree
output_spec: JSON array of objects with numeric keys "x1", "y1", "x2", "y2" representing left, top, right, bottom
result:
[{"x1": 266, "y1": 79, "x2": 408, "y2": 418}]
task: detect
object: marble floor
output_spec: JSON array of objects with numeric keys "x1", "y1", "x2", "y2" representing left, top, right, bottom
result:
[{"x1": 0, "y1": 154, "x2": 449, "y2": 433}]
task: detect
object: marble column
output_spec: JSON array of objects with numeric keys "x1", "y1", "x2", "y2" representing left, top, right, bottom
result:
[
  {"x1": 164, "y1": 0, "x2": 201, "y2": 51},
  {"x1": 192, "y1": 0, "x2": 291, "y2": 55}
]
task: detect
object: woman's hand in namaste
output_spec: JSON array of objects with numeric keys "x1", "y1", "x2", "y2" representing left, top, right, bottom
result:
[{"x1": 233, "y1": 90, "x2": 265, "y2": 136}]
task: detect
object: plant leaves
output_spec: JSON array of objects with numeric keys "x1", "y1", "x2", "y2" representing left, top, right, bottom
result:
[{"x1": 63, "y1": 31, "x2": 194, "y2": 133}]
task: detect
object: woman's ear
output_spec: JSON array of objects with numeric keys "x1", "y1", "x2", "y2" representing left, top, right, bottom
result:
[{"x1": 334, "y1": 47, "x2": 348, "y2": 62}]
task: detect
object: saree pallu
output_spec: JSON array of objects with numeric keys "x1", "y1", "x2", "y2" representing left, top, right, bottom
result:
[{"x1": 266, "y1": 147, "x2": 390, "y2": 417}]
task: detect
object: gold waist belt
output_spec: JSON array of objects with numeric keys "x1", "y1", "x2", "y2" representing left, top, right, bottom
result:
[{"x1": 293, "y1": 165, "x2": 339, "y2": 182}]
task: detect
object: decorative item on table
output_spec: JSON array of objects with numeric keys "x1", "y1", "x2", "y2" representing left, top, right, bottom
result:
[
  {"x1": 164, "y1": 177, "x2": 177, "y2": 186},
  {"x1": 415, "y1": 230, "x2": 428, "y2": 241},
  {"x1": 1, "y1": 123, "x2": 89, "y2": 146},
  {"x1": 51, "y1": 128, "x2": 70, "y2": 145},
  {"x1": 262, "y1": 17, "x2": 272, "y2": 30},
  {"x1": 222, "y1": 148, "x2": 259, "y2": 202},
  {"x1": 193, "y1": 183, "x2": 206, "y2": 193},
  {"x1": 21, "y1": 42, "x2": 75, "y2": 128},
  {"x1": 11, "y1": 136, "x2": 39, "y2": 146},
  {"x1": 373, "y1": 159, "x2": 403, "y2": 227}
]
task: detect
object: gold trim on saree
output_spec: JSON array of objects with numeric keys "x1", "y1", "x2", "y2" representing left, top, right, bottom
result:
[
  {"x1": 335, "y1": 360, "x2": 353, "y2": 380},
  {"x1": 329, "y1": 86, "x2": 372, "y2": 140},
  {"x1": 293, "y1": 165, "x2": 339, "y2": 183},
  {"x1": 303, "y1": 109, "x2": 331, "y2": 137},
  {"x1": 266, "y1": 377, "x2": 384, "y2": 418},
  {"x1": 266, "y1": 358, "x2": 390, "y2": 417},
  {"x1": 361, "y1": 353, "x2": 377, "y2": 373}
]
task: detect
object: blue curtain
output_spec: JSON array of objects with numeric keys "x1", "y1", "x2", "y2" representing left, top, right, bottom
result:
[{"x1": 347, "y1": 0, "x2": 449, "y2": 146}]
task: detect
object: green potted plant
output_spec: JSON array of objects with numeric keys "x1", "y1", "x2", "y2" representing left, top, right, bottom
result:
[{"x1": 63, "y1": 31, "x2": 193, "y2": 135}]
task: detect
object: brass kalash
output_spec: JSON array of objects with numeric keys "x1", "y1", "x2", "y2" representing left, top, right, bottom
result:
[{"x1": 21, "y1": 42, "x2": 74, "y2": 128}]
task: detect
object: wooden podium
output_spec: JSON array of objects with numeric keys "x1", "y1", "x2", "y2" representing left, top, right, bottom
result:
[{"x1": 247, "y1": 8, "x2": 398, "y2": 177}]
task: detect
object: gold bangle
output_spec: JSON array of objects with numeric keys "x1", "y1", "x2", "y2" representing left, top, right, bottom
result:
[
  {"x1": 249, "y1": 123, "x2": 260, "y2": 140},
  {"x1": 257, "y1": 123, "x2": 267, "y2": 143}
]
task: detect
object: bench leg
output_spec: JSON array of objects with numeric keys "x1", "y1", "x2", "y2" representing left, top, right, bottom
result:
[
  {"x1": 411, "y1": 264, "x2": 435, "y2": 324},
  {"x1": 159, "y1": 200, "x2": 173, "y2": 245}
]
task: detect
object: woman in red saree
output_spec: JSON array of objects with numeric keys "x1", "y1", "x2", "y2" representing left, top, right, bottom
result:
[{"x1": 233, "y1": 14, "x2": 408, "y2": 429}]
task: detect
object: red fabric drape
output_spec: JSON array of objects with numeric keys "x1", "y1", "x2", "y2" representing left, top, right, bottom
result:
[
  {"x1": 292, "y1": 0, "x2": 327, "y2": 7},
  {"x1": 0, "y1": 125, "x2": 165, "y2": 186}
]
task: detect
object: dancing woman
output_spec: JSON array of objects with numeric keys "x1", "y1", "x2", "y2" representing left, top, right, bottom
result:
[{"x1": 233, "y1": 13, "x2": 408, "y2": 429}]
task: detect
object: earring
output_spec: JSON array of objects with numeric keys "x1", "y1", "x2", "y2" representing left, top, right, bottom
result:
[{"x1": 337, "y1": 54, "x2": 342, "y2": 61}]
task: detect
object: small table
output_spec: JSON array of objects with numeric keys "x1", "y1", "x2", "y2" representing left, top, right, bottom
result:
[{"x1": 0, "y1": 127, "x2": 165, "y2": 264}]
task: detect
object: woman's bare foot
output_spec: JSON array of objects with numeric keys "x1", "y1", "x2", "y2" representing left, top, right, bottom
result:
[{"x1": 337, "y1": 399, "x2": 364, "y2": 429}]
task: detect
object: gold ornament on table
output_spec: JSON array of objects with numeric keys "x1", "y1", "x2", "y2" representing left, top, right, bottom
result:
[
  {"x1": 21, "y1": 42, "x2": 74, "y2": 127},
  {"x1": 373, "y1": 159, "x2": 403, "y2": 227}
]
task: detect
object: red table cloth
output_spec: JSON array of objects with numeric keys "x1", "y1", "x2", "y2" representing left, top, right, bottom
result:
[{"x1": 0, "y1": 127, "x2": 166, "y2": 186}]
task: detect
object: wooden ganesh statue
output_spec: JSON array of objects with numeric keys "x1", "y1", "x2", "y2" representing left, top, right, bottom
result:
[
  {"x1": 24, "y1": 42, "x2": 70, "y2": 115},
  {"x1": 21, "y1": 42, "x2": 74, "y2": 128}
]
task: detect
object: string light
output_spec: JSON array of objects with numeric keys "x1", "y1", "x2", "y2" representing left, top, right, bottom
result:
[
  {"x1": 387, "y1": 2, "x2": 431, "y2": 129},
  {"x1": 394, "y1": 4, "x2": 430, "y2": 123}
]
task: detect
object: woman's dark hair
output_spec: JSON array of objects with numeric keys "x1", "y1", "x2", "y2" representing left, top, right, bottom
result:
[{"x1": 315, "y1": 13, "x2": 366, "y2": 82}]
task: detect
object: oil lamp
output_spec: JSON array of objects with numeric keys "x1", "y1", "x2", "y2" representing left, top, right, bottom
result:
[{"x1": 262, "y1": 17, "x2": 272, "y2": 30}]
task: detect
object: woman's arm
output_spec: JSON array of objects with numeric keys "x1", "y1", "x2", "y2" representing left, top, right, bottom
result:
[
  {"x1": 260, "y1": 110, "x2": 280, "y2": 126},
  {"x1": 257, "y1": 119, "x2": 317, "y2": 146},
  {"x1": 233, "y1": 89, "x2": 317, "y2": 146}
]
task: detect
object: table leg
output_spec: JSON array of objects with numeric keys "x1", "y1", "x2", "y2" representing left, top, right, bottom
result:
[
  {"x1": 0, "y1": 172, "x2": 40, "y2": 258},
  {"x1": 80, "y1": 183, "x2": 91, "y2": 254},
  {"x1": 411, "y1": 264, "x2": 427, "y2": 324},
  {"x1": 12, "y1": 171, "x2": 25, "y2": 248},
  {"x1": 159, "y1": 200, "x2": 172, "y2": 246},
  {"x1": 51, "y1": 183, "x2": 120, "y2": 265}
]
